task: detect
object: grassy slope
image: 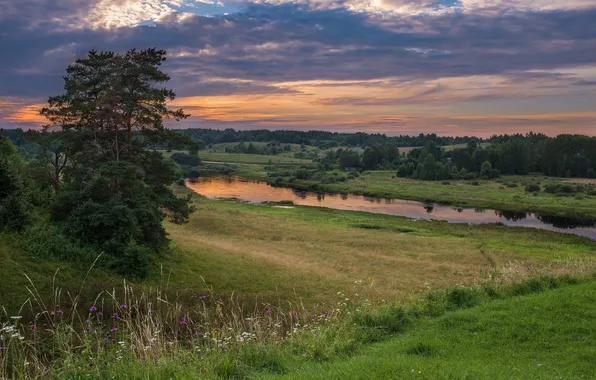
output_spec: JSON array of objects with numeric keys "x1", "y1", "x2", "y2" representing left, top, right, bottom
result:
[
  {"x1": 3, "y1": 192, "x2": 596, "y2": 312},
  {"x1": 258, "y1": 280, "x2": 596, "y2": 380},
  {"x1": 231, "y1": 163, "x2": 596, "y2": 218}
]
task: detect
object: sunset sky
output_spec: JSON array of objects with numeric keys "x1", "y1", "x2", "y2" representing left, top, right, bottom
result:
[{"x1": 1, "y1": 0, "x2": 595, "y2": 137}]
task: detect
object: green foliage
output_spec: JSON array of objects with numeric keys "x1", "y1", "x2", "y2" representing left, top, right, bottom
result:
[
  {"x1": 170, "y1": 152, "x2": 201, "y2": 166},
  {"x1": 0, "y1": 139, "x2": 32, "y2": 231},
  {"x1": 525, "y1": 183, "x2": 541, "y2": 193},
  {"x1": 24, "y1": 48, "x2": 196, "y2": 277}
]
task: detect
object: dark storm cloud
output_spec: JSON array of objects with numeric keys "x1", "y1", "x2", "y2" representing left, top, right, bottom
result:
[{"x1": 0, "y1": 2, "x2": 595, "y2": 99}]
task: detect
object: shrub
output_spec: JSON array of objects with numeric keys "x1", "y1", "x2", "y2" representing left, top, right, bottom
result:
[
  {"x1": 524, "y1": 183, "x2": 541, "y2": 193},
  {"x1": 470, "y1": 181, "x2": 480, "y2": 186},
  {"x1": 441, "y1": 181, "x2": 450, "y2": 185},
  {"x1": 170, "y1": 152, "x2": 201, "y2": 166},
  {"x1": 176, "y1": 178, "x2": 186, "y2": 186},
  {"x1": 506, "y1": 183, "x2": 519, "y2": 188}
]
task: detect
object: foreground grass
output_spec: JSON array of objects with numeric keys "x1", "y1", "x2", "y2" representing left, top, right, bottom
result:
[
  {"x1": 258, "y1": 279, "x2": 596, "y2": 380},
  {"x1": 2, "y1": 275, "x2": 595, "y2": 379},
  {"x1": 229, "y1": 163, "x2": 596, "y2": 218}
]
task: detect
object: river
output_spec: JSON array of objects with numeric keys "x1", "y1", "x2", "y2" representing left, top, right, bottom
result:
[{"x1": 186, "y1": 176, "x2": 596, "y2": 240}]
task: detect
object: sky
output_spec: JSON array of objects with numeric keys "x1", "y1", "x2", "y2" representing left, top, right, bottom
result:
[{"x1": 0, "y1": 0, "x2": 595, "y2": 137}]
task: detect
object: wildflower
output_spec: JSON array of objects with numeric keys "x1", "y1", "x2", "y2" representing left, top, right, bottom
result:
[
  {"x1": 112, "y1": 313, "x2": 119, "y2": 319},
  {"x1": 538, "y1": 364, "x2": 542, "y2": 367},
  {"x1": 87, "y1": 363, "x2": 94, "y2": 367},
  {"x1": 265, "y1": 309, "x2": 272, "y2": 316},
  {"x1": 89, "y1": 305, "x2": 97, "y2": 312},
  {"x1": 147, "y1": 302, "x2": 152, "y2": 307},
  {"x1": 103, "y1": 338, "x2": 108, "y2": 342},
  {"x1": 179, "y1": 318, "x2": 188, "y2": 325},
  {"x1": 120, "y1": 304, "x2": 127, "y2": 309},
  {"x1": 97, "y1": 312, "x2": 103, "y2": 318},
  {"x1": 199, "y1": 295, "x2": 207, "y2": 301},
  {"x1": 111, "y1": 327, "x2": 118, "y2": 332},
  {"x1": 194, "y1": 331, "x2": 203, "y2": 337},
  {"x1": 411, "y1": 369, "x2": 415, "y2": 373},
  {"x1": 56, "y1": 309, "x2": 63, "y2": 316},
  {"x1": 29, "y1": 324, "x2": 36, "y2": 330},
  {"x1": 0, "y1": 347, "x2": 8, "y2": 351}
]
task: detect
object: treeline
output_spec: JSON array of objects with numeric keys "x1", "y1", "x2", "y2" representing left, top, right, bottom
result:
[
  {"x1": 178, "y1": 128, "x2": 482, "y2": 149},
  {"x1": 223, "y1": 141, "x2": 292, "y2": 155},
  {"x1": 314, "y1": 135, "x2": 596, "y2": 180},
  {"x1": 0, "y1": 48, "x2": 196, "y2": 278}
]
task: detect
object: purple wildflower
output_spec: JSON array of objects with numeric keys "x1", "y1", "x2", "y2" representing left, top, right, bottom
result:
[
  {"x1": 120, "y1": 304, "x2": 127, "y2": 309},
  {"x1": 0, "y1": 346, "x2": 8, "y2": 351},
  {"x1": 29, "y1": 324, "x2": 36, "y2": 330},
  {"x1": 194, "y1": 331, "x2": 203, "y2": 337},
  {"x1": 111, "y1": 327, "x2": 118, "y2": 332},
  {"x1": 56, "y1": 309, "x2": 63, "y2": 316},
  {"x1": 199, "y1": 295, "x2": 207, "y2": 301},
  {"x1": 179, "y1": 318, "x2": 188, "y2": 325},
  {"x1": 89, "y1": 305, "x2": 97, "y2": 312},
  {"x1": 265, "y1": 309, "x2": 272, "y2": 316},
  {"x1": 87, "y1": 363, "x2": 94, "y2": 367},
  {"x1": 97, "y1": 311, "x2": 103, "y2": 318},
  {"x1": 112, "y1": 313, "x2": 118, "y2": 319},
  {"x1": 103, "y1": 338, "x2": 108, "y2": 342}
]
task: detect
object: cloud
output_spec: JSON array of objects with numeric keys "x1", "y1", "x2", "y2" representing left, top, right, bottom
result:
[{"x1": 0, "y1": 0, "x2": 595, "y2": 135}]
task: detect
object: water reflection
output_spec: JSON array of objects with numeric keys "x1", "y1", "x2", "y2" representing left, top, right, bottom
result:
[
  {"x1": 187, "y1": 176, "x2": 596, "y2": 240},
  {"x1": 495, "y1": 210, "x2": 528, "y2": 221}
]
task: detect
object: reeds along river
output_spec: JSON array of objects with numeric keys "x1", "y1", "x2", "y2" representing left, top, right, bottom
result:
[{"x1": 186, "y1": 176, "x2": 596, "y2": 240}]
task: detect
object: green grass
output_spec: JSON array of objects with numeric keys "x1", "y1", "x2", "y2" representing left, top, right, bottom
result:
[
  {"x1": 257, "y1": 280, "x2": 596, "y2": 380},
  {"x1": 199, "y1": 152, "x2": 313, "y2": 165}
]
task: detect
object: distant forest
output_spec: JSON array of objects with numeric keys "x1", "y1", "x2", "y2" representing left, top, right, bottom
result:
[{"x1": 3, "y1": 127, "x2": 596, "y2": 178}]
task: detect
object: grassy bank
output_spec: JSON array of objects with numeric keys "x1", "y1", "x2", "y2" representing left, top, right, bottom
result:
[{"x1": 259, "y1": 278, "x2": 596, "y2": 380}]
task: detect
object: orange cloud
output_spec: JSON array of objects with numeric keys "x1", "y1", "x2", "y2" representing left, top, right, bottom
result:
[{"x1": 6, "y1": 103, "x2": 47, "y2": 124}]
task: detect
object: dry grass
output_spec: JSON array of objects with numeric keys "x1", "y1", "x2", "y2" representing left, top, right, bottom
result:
[{"x1": 164, "y1": 197, "x2": 596, "y2": 304}]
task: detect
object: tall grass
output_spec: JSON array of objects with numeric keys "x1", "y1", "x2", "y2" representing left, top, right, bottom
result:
[
  {"x1": 1, "y1": 266, "x2": 593, "y2": 378},
  {"x1": 0, "y1": 265, "x2": 358, "y2": 379}
]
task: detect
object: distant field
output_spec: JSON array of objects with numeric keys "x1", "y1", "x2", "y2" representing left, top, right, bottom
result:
[{"x1": 200, "y1": 152, "x2": 313, "y2": 165}]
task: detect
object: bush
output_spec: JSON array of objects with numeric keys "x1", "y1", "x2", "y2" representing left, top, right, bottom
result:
[
  {"x1": 506, "y1": 183, "x2": 519, "y2": 188},
  {"x1": 470, "y1": 180, "x2": 480, "y2": 186},
  {"x1": 524, "y1": 183, "x2": 541, "y2": 193},
  {"x1": 463, "y1": 173, "x2": 476, "y2": 180},
  {"x1": 441, "y1": 181, "x2": 450, "y2": 185},
  {"x1": 176, "y1": 178, "x2": 186, "y2": 186},
  {"x1": 170, "y1": 152, "x2": 201, "y2": 166}
]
